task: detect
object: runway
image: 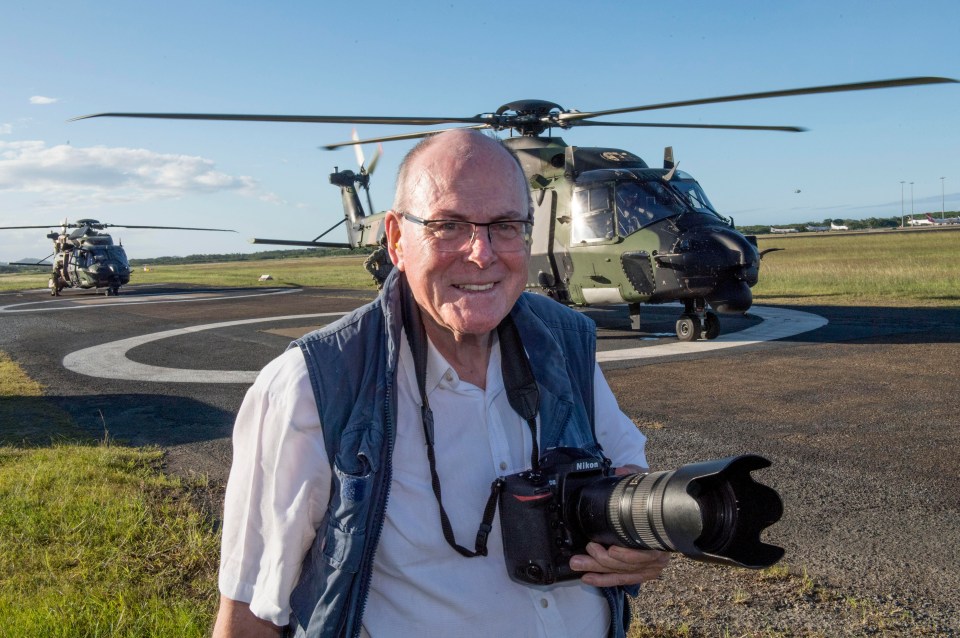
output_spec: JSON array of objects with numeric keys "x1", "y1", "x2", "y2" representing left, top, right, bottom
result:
[{"x1": 2, "y1": 283, "x2": 959, "y2": 630}]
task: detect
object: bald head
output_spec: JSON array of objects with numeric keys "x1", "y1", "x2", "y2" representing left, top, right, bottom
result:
[{"x1": 393, "y1": 129, "x2": 530, "y2": 218}]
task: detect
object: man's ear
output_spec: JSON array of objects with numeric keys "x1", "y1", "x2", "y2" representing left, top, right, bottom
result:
[{"x1": 384, "y1": 210, "x2": 404, "y2": 270}]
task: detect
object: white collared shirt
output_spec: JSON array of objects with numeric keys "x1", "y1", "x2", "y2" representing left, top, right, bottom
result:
[{"x1": 219, "y1": 333, "x2": 647, "y2": 636}]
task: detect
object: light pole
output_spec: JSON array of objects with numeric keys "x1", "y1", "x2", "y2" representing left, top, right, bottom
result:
[
  {"x1": 910, "y1": 182, "x2": 914, "y2": 218},
  {"x1": 942, "y1": 176, "x2": 946, "y2": 219},
  {"x1": 901, "y1": 181, "x2": 905, "y2": 226}
]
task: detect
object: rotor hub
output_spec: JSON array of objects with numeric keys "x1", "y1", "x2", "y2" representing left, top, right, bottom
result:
[{"x1": 493, "y1": 99, "x2": 566, "y2": 136}]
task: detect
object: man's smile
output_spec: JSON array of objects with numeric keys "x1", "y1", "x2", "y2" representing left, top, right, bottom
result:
[{"x1": 454, "y1": 282, "x2": 496, "y2": 292}]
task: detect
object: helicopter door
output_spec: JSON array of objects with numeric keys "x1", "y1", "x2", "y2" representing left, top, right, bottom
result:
[{"x1": 527, "y1": 189, "x2": 563, "y2": 293}]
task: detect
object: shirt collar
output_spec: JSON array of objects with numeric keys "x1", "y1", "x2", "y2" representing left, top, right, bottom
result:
[{"x1": 398, "y1": 328, "x2": 502, "y2": 399}]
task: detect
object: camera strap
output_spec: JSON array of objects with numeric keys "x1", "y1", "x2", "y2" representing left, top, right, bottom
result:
[{"x1": 400, "y1": 274, "x2": 539, "y2": 558}]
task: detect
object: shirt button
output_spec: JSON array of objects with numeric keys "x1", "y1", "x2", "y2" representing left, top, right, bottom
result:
[
  {"x1": 540, "y1": 598, "x2": 549, "y2": 608},
  {"x1": 499, "y1": 461, "x2": 507, "y2": 471},
  {"x1": 444, "y1": 371, "x2": 454, "y2": 383}
]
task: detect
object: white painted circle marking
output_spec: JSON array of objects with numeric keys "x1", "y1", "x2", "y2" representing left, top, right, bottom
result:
[
  {"x1": 62, "y1": 306, "x2": 828, "y2": 384},
  {"x1": 597, "y1": 306, "x2": 828, "y2": 362},
  {"x1": 0, "y1": 287, "x2": 300, "y2": 313},
  {"x1": 63, "y1": 312, "x2": 345, "y2": 384}
]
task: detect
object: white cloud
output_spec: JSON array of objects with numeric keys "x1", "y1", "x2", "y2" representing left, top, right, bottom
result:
[
  {"x1": 29, "y1": 96, "x2": 59, "y2": 105},
  {"x1": 0, "y1": 140, "x2": 285, "y2": 207},
  {"x1": 0, "y1": 123, "x2": 11, "y2": 135}
]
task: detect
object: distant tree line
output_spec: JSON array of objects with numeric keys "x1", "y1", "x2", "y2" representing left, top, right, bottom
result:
[
  {"x1": 129, "y1": 246, "x2": 372, "y2": 266},
  {"x1": 2, "y1": 247, "x2": 374, "y2": 269},
  {"x1": 737, "y1": 212, "x2": 958, "y2": 235}
]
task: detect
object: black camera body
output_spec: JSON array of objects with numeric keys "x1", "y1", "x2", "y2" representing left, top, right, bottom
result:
[
  {"x1": 497, "y1": 447, "x2": 784, "y2": 586},
  {"x1": 498, "y1": 448, "x2": 613, "y2": 585}
]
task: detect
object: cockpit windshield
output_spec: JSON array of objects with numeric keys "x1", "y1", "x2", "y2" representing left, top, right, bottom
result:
[
  {"x1": 613, "y1": 171, "x2": 725, "y2": 237},
  {"x1": 614, "y1": 180, "x2": 686, "y2": 236},
  {"x1": 669, "y1": 176, "x2": 718, "y2": 216},
  {"x1": 105, "y1": 246, "x2": 129, "y2": 267},
  {"x1": 571, "y1": 170, "x2": 728, "y2": 243}
]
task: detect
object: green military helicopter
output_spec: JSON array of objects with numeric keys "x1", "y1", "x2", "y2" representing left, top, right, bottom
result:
[
  {"x1": 72, "y1": 76, "x2": 956, "y2": 339},
  {"x1": 2, "y1": 219, "x2": 235, "y2": 296}
]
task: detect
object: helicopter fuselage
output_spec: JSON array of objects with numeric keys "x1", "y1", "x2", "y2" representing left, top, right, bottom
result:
[
  {"x1": 512, "y1": 137, "x2": 759, "y2": 315},
  {"x1": 332, "y1": 135, "x2": 761, "y2": 340},
  {"x1": 50, "y1": 232, "x2": 131, "y2": 295}
]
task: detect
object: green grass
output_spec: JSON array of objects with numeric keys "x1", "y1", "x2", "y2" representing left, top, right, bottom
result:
[
  {"x1": 5, "y1": 230, "x2": 959, "y2": 307},
  {"x1": 0, "y1": 254, "x2": 378, "y2": 292},
  {"x1": 134, "y1": 254, "x2": 378, "y2": 290},
  {"x1": 754, "y1": 229, "x2": 960, "y2": 306},
  {"x1": 0, "y1": 353, "x2": 220, "y2": 637}
]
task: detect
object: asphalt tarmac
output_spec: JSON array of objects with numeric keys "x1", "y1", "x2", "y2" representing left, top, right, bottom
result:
[{"x1": 2, "y1": 284, "x2": 958, "y2": 634}]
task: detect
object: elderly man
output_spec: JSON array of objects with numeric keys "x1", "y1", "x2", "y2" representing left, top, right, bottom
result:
[{"x1": 213, "y1": 129, "x2": 669, "y2": 637}]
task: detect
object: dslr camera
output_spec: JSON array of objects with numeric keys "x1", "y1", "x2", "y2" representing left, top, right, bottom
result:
[{"x1": 497, "y1": 448, "x2": 784, "y2": 585}]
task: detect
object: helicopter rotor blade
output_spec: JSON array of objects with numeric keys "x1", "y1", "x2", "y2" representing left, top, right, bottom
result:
[
  {"x1": 249, "y1": 237, "x2": 352, "y2": 248},
  {"x1": 9, "y1": 252, "x2": 56, "y2": 267},
  {"x1": 352, "y1": 129, "x2": 366, "y2": 169},
  {"x1": 572, "y1": 120, "x2": 806, "y2": 132},
  {"x1": 70, "y1": 112, "x2": 489, "y2": 126},
  {"x1": 367, "y1": 144, "x2": 383, "y2": 175},
  {"x1": 322, "y1": 125, "x2": 490, "y2": 150},
  {"x1": 0, "y1": 225, "x2": 68, "y2": 230},
  {"x1": 99, "y1": 224, "x2": 236, "y2": 232},
  {"x1": 560, "y1": 76, "x2": 958, "y2": 123}
]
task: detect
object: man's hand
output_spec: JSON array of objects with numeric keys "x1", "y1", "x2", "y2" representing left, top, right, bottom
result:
[
  {"x1": 212, "y1": 596, "x2": 282, "y2": 637},
  {"x1": 568, "y1": 463, "x2": 671, "y2": 587},
  {"x1": 569, "y1": 543, "x2": 671, "y2": 587}
]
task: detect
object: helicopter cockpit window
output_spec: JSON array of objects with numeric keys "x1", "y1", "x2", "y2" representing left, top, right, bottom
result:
[
  {"x1": 614, "y1": 180, "x2": 686, "y2": 236},
  {"x1": 105, "y1": 246, "x2": 129, "y2": 267},
  {"x1": 571, "y1": 186, "x2": 615, "y2": 243},
  {"x1": 672, "y1": 175, "x2": 720, "y2": 217}
]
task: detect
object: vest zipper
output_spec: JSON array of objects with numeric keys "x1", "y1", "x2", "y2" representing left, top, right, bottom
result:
[{"x1": 351, "y1": 370, "x2": 395, "y2": 638}]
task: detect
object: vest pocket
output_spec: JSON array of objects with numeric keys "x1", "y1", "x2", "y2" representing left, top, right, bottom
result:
[
  {"x1": 322, "y1": 518, "x2": 366, "y2": 573},
  {"x1": 322, "y1": 448, "x2": 377, "y2": 573}
]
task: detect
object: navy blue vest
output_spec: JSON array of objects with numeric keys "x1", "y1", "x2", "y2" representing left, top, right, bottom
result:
[{"x1": 286, "y1": 269, "x2": 633, "y2": 637}]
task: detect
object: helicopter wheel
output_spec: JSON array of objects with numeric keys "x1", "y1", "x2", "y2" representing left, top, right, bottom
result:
[
  {"x1": 676, "y1": 315, "x2": 701, "y2": 342},
  {"x1": 704, "y1": 311, "x2": 721, "y2": 340}
]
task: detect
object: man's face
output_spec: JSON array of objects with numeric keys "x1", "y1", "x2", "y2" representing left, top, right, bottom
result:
[{"x1": 387, "y1": 136, "x2": 530, "y2": 342}]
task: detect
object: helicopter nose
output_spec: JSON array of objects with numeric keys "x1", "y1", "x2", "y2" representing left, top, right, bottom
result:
[
  {"x1": 705, "y1": 227, "x2": 760, "y2": 283},
  {"x1": 648, "y1": 225, "x2": 760, "y2": 310},
  {"x1": 663, "y1": 227, "x2": 759, "y2": 282}
]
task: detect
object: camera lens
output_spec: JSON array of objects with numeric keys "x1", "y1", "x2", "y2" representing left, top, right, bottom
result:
[{"x1": 569, "y1": 455, "x2": 783, "y2": 569}]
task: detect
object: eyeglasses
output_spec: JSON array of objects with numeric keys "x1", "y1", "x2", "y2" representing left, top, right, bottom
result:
[{"x1": 401, "y1": 212, "x2": 532, "y2": 253}]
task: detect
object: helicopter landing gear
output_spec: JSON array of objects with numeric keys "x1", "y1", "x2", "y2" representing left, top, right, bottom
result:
[
  {"x1": 104, "y1": 286, "x2": 120, "y2": 296},
  {"x1": 675, "y1": 299, "x2": 721, "y2": 341},
  {"x1": 675, "y1": 316, "x2": 700, "y2": 341},
  {"x1": 703, "y1": 311, "x2": 721, "y2": 340}
]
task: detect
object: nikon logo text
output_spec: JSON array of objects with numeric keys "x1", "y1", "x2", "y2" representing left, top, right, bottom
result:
[{"x1": 576, "y1": 461, "x2": 599, "y2": 471}]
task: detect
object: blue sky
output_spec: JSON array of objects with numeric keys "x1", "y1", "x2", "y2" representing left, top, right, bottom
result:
[{"x1": 2, "y1": 0, "x2": 957, "y2": 261}]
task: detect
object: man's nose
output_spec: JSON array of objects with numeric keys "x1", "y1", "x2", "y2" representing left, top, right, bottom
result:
[{"x1": 465, "y1": 225, "x2": 496, "y2": 262}]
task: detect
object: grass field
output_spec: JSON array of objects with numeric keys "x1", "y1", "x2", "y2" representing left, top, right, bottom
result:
[
  {"x1": 754, "y1": 229, "x2": 960, "y2": 307},
  {"x1": 4, "y1": 229, "x2": 959, "y2": 308}
]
